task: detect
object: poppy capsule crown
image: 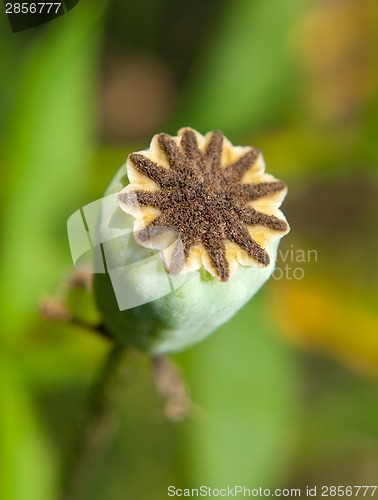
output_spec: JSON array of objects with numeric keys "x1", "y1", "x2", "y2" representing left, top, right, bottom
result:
[{"x1": 118, "y1": 128, "x2": 289, "y2": 282}]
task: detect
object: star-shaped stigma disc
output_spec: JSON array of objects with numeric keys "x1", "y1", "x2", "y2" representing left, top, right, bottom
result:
[{"x1": 118, "y1": 128, "x2": 289, "y2": 281}]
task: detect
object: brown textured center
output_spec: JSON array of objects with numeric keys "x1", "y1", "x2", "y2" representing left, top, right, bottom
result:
[{"x1": 119, "y1": 129, "x2": 288, "y2": 281}]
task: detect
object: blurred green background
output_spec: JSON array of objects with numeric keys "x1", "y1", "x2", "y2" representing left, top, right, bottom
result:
[{"x1": 0, "y1": 0, "x2": 378, "y2": 499}]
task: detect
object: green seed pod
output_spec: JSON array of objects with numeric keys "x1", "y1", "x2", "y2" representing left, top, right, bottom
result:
[{"x1": 94, "y1": 128, "x2": 289, "y2": 354}]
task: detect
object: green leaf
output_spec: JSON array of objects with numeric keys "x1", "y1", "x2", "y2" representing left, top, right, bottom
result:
[
  {"x1": 0, "y1": 353, "x2": 57, "y2": 500},
  {"x1": 0, "y1": 3, "x2": 106, "y2": 341},
  {"x1": 182, "y1": 292, "x2": 300, "y2": 486},
  {"x1": 178, "y1": 0, "x2": 303, "y2": 135}
]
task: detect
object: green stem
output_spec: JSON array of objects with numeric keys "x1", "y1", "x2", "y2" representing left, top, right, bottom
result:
[{"x1": 62, "y1": 343, "x2": 129, "y2": 500}]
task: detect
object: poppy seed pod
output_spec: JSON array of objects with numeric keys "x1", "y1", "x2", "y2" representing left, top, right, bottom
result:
[{"x1": 94, "y1": 128, "x2": 289, "y2": 354}]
